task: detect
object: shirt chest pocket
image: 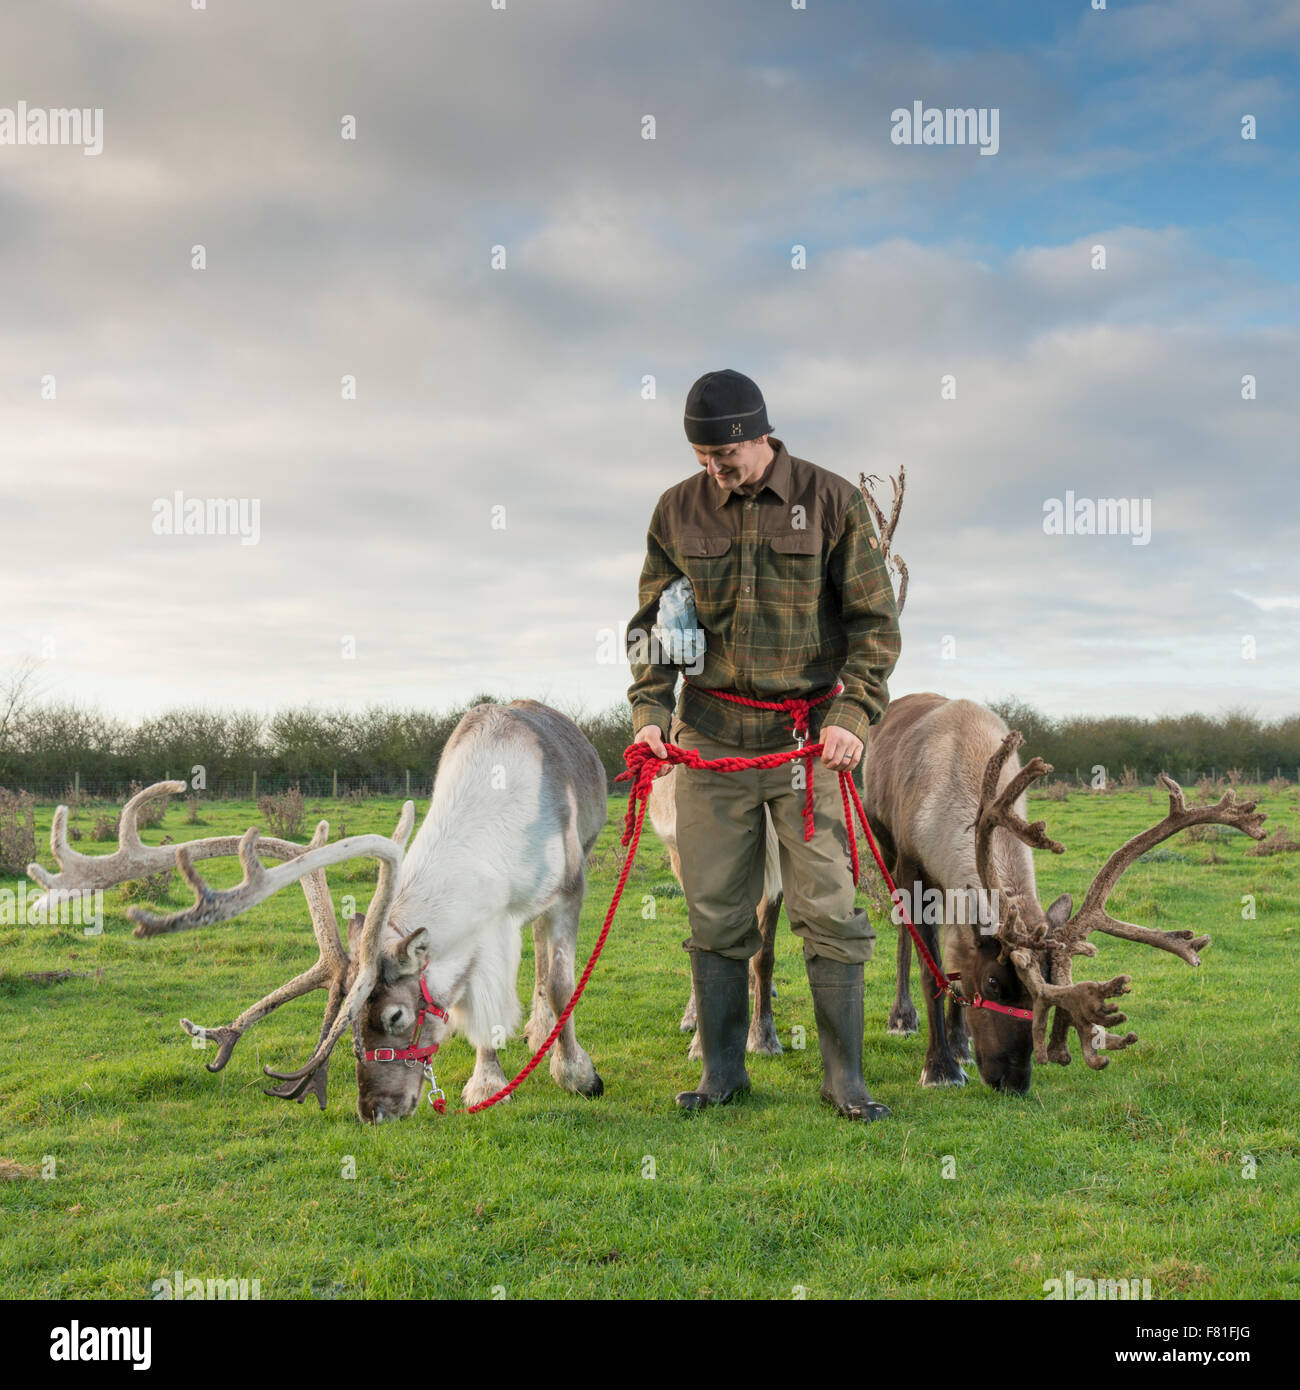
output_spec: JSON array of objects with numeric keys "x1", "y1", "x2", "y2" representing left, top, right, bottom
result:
[
  {"x1": 675, "y1": 533, "x2": 735, "y2": 621},
  {"x1": 765, "y1": 532, "x2": 823, "y2": 609}
]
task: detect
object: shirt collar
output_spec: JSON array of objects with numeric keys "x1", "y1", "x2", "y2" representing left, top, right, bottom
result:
[{"x1": 711, "y1": 437, "x2": 792, "y2": 509}]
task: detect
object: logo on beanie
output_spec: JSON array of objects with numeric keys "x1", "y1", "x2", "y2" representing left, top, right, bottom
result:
[{"x1": 732, "y1": 423, "x2": 743, "y2": 437}]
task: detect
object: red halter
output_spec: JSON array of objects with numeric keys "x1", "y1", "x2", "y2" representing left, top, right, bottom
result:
[{"x1": 363, "y1": 976, "x2": 450, "y2": 1112}]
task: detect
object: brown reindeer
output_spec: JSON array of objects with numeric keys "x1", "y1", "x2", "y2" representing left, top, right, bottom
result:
[
  {"x1": 863, "y1": 694, "x2": 1266, "y2": 1092},
  {"x1": 647, "y1": 468, "x2": 908, "y2": 1059}
]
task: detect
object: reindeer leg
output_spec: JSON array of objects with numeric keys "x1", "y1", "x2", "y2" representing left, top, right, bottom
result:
[
  {"x1": 525, "y1": 916, "x2": 555, "y2": 1051},
  {"x1": 680, "y1": 982, "x2": 698, "y2": 1034},
  {"x1": 946, "y1": 990, "x2": 972, "y2": 1065},
  {"x1": 540, "y1": 889, "x2": 604, "y2": 1099},
  {"x1": 462, "y1": 1045, "x2": 511, "y2": 1108},
  {"x1": 747, "y1": 890, "x2": 783, "y2": 1055},
  {"x1": 671, "y1": 842, "x2": 698, "y2": 1034},
  {"x1": 912, "y1": 866, "x2": 966, "y2": 1088},
  {"x1": 887, "y1": 854, "x2": 920, "y2": 1037}
]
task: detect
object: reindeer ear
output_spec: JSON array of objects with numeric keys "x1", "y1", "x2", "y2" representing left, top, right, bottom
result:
[
  {"x1": 387, "y1": 927, "x2": 430, "y2": 979},
  {"x1": 1045, "y1": 893, "x2": 1073, "y2": 930}
]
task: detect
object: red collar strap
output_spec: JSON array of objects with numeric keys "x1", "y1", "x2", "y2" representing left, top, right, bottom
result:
[
  {"x1": 946, "y1": 971, "x2": 1034, "y2": 1021},
  {"x1": 364, "y1": 976, "x2": 449, "y2": 1065}
]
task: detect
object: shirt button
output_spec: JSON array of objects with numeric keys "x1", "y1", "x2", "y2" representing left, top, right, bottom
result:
[{"x1": 743, "y1": 586, "x2": 751, "y2": 593}]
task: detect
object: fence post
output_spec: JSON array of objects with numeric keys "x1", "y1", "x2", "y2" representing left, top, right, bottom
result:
[
  {"x1": 332, "y1": 769, "x2": 338, "y2": 799},
  {"x1": 405, "y1": 769, "x2": 411, "y2": 797},
  {"x1": 74, "y1": 770, "x2": 80, "y2": 796},
  {"x1": 251, "y1": 770, "x2": 257, "y2": 802}
]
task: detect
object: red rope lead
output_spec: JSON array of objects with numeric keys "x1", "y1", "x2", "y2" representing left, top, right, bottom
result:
[
  {"x1": 460, "y1": 740, "x2": 808, "y2": 1113},
  {"x1": 458, "y1": 720, "x2": 1029, "y2": 1113}
]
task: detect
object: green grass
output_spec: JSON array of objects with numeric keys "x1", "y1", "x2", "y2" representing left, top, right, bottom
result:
[{"x1": 1, "y1": 785, "x2": 1297, "y2": 1299}]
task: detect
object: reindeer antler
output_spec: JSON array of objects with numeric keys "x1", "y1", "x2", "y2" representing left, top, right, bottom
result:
[
  {"x1": 1054, "y1": 774, "x2": 1265, "y2": 962},
  {"x1": 969, "y1": 735, "x2": 1139, "y2": 1068},
  {"x1": 30, "y1": 781, "x2": 225, "y2": 906},
  {"x1": 1028, "y1": 774, "x2": 1267, "y2": 1069},
  {"x1": 859, "y1": 467, "x2": 908, "y2": 615},
  {"x1": 26, "y1": 780, "x2": 418, "y2": 1109},
  {"x1": 970, "y1": 731, "x2": 1065, "y2": 952},
  {"x1": 176, "y1": 819, "x2": 347, "y2": 1107},
  {"x1": 971, "y1": 751, "x2": 1269, "y2": 1072},
  {"x1": 128, "y1": 802, "x2": 417, "y2": 1102}
]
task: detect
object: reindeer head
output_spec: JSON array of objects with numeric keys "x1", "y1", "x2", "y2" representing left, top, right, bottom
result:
[
  {"x1": 252, "y1": 911, "x2": 448, "y2": 1125},
  {"x1": 946, "y1": 891, "x2": 1073, "y2": 1094},
  {"x1": 350, "y1": 921, "x2": 450, "y2": 1124},
  {"x1": 954, "y1": 733, "x2": 1266, "y2": 1094}
]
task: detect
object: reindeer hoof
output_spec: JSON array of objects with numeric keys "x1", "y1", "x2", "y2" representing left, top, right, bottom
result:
[
  {"x1": 820, "y1": 1087, "x2": 890, "y2": 1121},
  {"x1": 920, "y1": 1057, "x2": 968, "y2": 1088},
  {"x1": 887, "y1": 1004, "x2": 920, "y2": 1037},
  {"x1": 746, "y1": 1021, "x2": 784, "y2": 1056},
  {"x1": 676, "y1": 1080, "x2": 750, "y2": 1111}
]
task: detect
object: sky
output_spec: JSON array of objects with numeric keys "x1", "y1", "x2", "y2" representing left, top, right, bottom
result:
[{"x1": 0, "y1": 0, "x2": 1296, "y2": 727}]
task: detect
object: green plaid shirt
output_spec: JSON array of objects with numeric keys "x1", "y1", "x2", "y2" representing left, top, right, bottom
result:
[{"x1": 626, "y1": 438, "x2": 901, "y2": 750}]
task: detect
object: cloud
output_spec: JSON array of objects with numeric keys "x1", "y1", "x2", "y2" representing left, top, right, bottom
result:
[{"x1": 0, "y1": 0, "x2": 1295, "y2": 725}]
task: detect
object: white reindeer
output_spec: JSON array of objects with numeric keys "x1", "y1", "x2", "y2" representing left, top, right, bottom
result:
[{"x1": 27, "y1": 700, "x2": 608, "y2": 1122}]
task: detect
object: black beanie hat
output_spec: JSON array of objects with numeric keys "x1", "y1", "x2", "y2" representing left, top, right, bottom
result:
[{"x1": 683, "y1": 369, "x2": 773, "y2": 446}]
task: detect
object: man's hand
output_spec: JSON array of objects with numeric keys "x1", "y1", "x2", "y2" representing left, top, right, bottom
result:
[
  {"x1": 635, "y1": 724, "x2": 668, "y2": 759},
  {"x1": 820, "y1": 724, "x2": 864, "y2": 771}
]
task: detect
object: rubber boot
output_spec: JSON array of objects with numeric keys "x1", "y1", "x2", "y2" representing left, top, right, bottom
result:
[
  {"x1": 676, "y1": 951, "x2": 752, "y2": 1111},
  {"x1": 806, "y1": 954, "x2": 890, "y2": 1121}
]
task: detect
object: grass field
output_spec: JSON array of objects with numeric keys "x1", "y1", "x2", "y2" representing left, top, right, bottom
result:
[{"x1": 1, "y1": 783, "x2": 1297, "y2": 1300}]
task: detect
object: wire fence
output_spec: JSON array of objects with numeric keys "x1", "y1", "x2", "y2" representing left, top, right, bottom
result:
[
  {"x1": 6, "y1": 770, "x2": 639, "y2": 803},
  {"x1": 7, "y1": 763, "x2": 1296, "y2": 807}
]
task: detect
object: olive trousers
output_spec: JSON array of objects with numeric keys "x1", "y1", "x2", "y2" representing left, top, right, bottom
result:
[{"x1": 669, "y1": 717, "x2": 877, "y2": 965}]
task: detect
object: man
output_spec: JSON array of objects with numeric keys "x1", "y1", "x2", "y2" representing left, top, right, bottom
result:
[{"x1": 626, "y1": 369, "x2": 902, "y2": 1121}]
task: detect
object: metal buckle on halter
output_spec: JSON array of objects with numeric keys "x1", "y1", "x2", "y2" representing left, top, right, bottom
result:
[
  {"x1": 794, "y1": 728, "x2": 807, "y2": 750},
  {"x1": 372, "y1": 1047, "x2": 396, "y2": 1062}
]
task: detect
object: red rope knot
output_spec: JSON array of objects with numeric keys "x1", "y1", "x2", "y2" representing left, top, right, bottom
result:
[
  {"x1": 786, "y1": 697, "x2": 813, "y2": 742},
  {"x1": 616, "y1": 742, "x2": 677, "y2": 843}
]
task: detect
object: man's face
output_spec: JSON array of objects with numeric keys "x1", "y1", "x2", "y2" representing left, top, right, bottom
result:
[{"x1": 692, "y1": 436, "x2": 773, "y2": 493}]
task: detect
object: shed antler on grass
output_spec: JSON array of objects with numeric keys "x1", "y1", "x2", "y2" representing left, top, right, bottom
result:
[
  {"x1": 27, "y1": 780, "x2": 416, "y2": 1108},
  {"x1": 973, "y1": 736, "x2": 1267, "y2": 1071}
]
